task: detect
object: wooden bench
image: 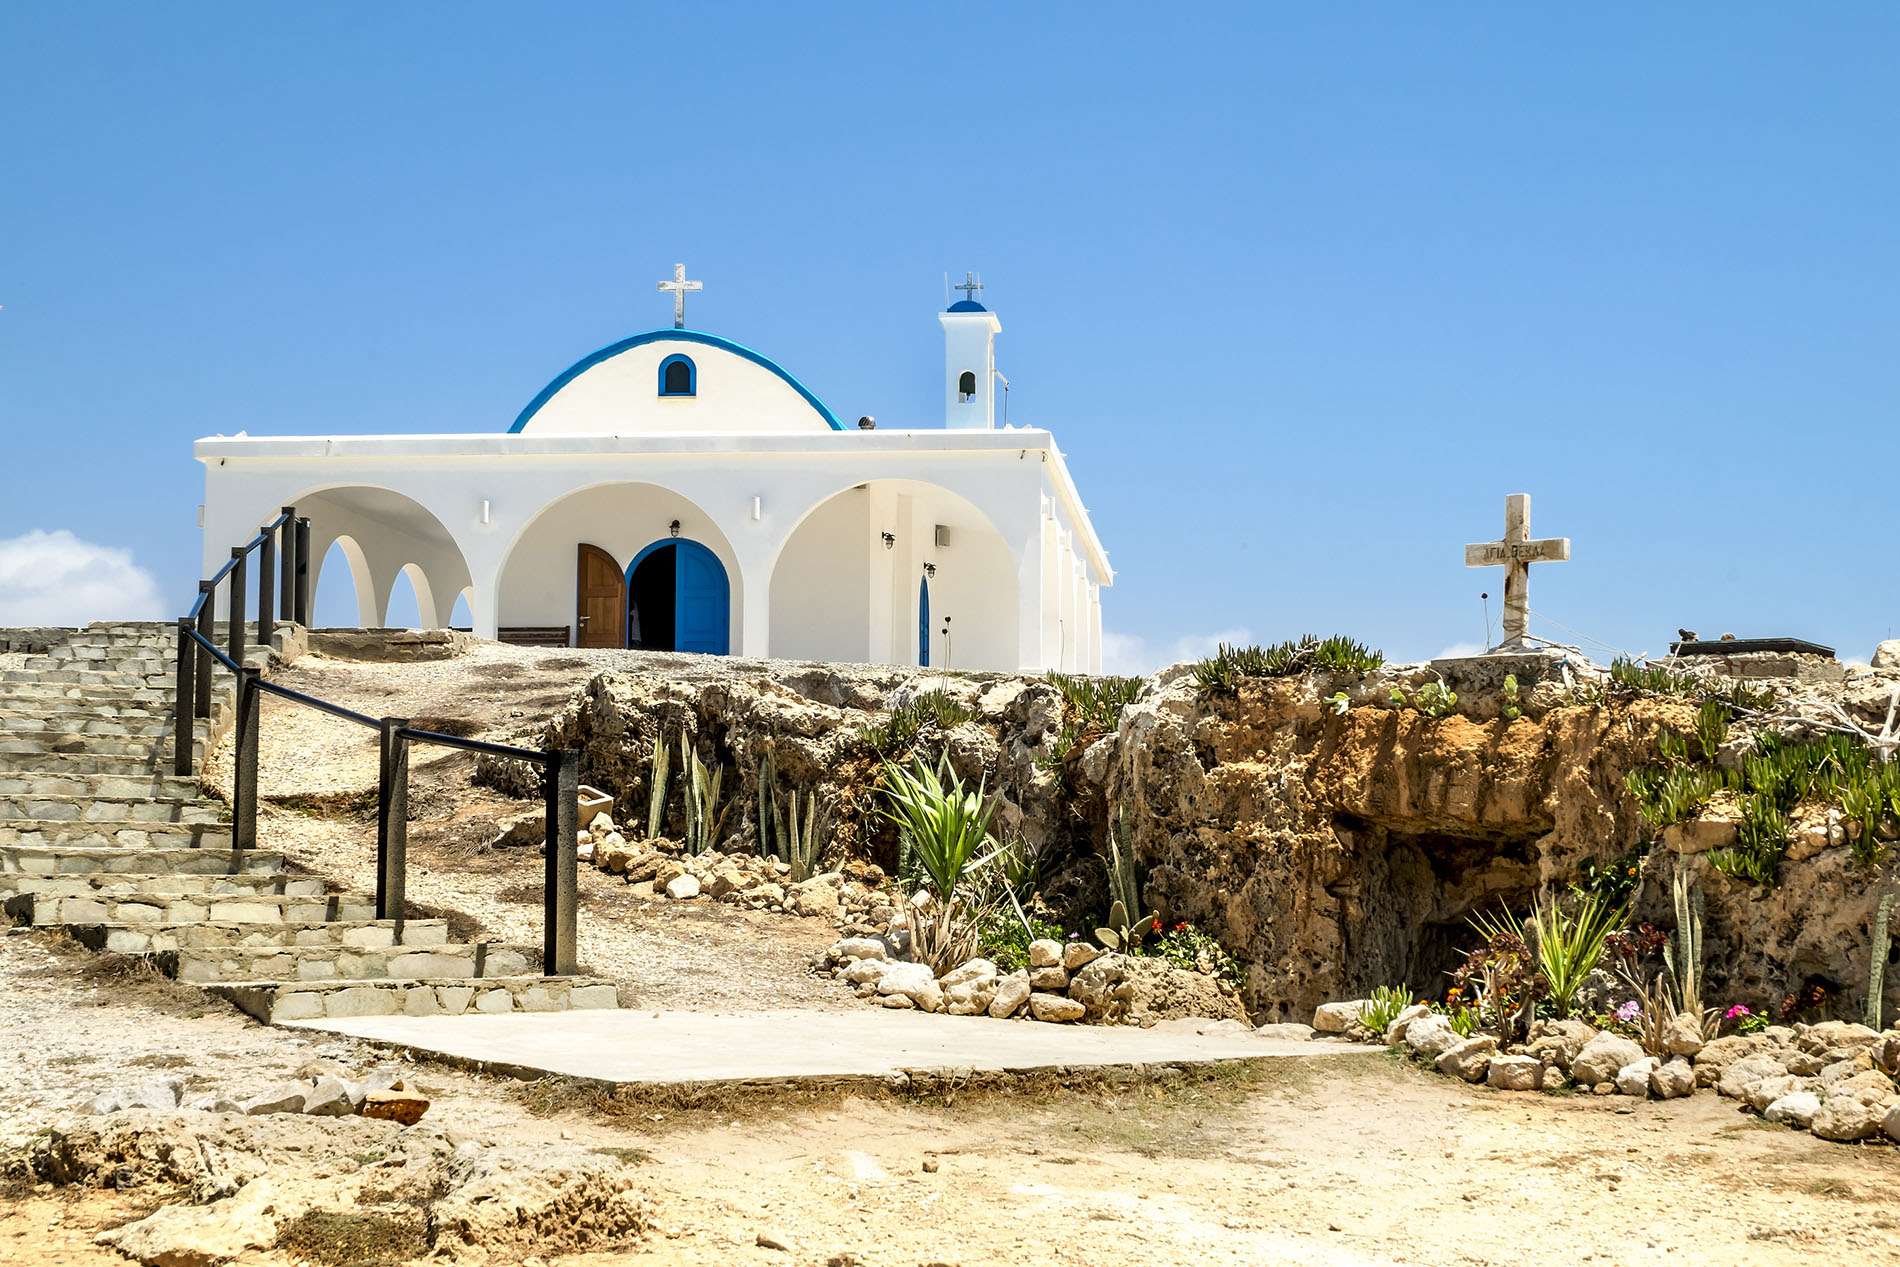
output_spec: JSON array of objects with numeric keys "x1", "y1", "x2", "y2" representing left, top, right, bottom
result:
[{"x1": 497, "y1": 626, "x2": 570, "y2": 648}]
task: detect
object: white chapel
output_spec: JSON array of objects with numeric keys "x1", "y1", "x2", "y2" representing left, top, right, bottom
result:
[{"x1": 195, "y1": 268, "x2": 1111, "y2": 673}]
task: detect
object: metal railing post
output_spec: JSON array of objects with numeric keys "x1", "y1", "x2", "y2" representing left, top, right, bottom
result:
[
  {"x1": 228, "y1": 546, "x2": 248, "y2": 667},
  {"x1": 194, "y1": 582, "x2": 214, "y2": 720},
  {"x1": 376, "y1": 718, "x2": 409, "y2": 921},
  {"x1": 543, "y1": 749, "x2": 579, "y2": 975},
  {"x1": 257, "y1": 528, "x2": 275, "y2": 653},
  {"x1": 278, "y1": 507, "x2": 297, "y2": 627},
  {"x1": 294, "y1": 518, "x2": 311, "y2": 625},
  {"x1": 232, "y1": 666, "x2": 260, "y2": 850},
  {"x1": 173, "y1": 618, "x2": 195, "y2": 777}
]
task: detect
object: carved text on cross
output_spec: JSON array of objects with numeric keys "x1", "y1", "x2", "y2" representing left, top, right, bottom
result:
[
  {"x1": 954, "y1": 271, "x2": 983, "y2": 304},
  {"x1": 1463, "y1": 492, "x2": 1570, "y2": 647},
  {"x1": 657, "y1": 262, "x2": 702, "y2": 329}
]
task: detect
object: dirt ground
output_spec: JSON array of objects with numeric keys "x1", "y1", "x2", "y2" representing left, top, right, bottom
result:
[
  {"x1": 4, "y1": 925, "x2": 1899, "y2": 1266},
  {"x1": 8, "y1": 643, "x2": 1899, "y2": 1264}
]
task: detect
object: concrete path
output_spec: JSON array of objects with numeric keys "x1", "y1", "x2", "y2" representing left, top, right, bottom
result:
[{"x1": 288, "y1": 1008, "x2": 1378, "y2": 1087}]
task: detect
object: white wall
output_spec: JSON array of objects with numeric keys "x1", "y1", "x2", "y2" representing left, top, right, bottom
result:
[
  {"x1": 521, "y1": 338, "x2": 834, "y2": 436},
  {"x1": 496, "y1": 484, "x2": 741, "y2": 640},
  {"x1": 769, "y1": 489, "x2": 871, "y2": 662}
]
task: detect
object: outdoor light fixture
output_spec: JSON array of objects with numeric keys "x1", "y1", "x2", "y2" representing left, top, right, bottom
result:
[
  {"x1": 669, "y1": 519, "x2": 681, "y2": 538},
  {"x1": 480, "y1": 499, "x2": 491, "y2": 526},
  {"x1": 881, "y1": 532, "x2": 896, "y2": 550},
  {"x1": 923, "y1": 562, "x2": 937, "y2": 578},
  {"x1": 751, "y1": 496, "x2": 762, "y2": 521}
]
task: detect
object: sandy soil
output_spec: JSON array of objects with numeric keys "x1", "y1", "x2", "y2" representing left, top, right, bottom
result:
[{"x1": 4, "y1": 927, "x2": 1898, "y2": 1266}]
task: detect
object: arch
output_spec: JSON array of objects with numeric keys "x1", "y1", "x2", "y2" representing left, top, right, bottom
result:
[
  {"x1": 311, "y1": 535, "x2": 379, "y2": 627},
  {"x1": 384, "y1": 563, "x2": 439, "y2": 629},
  {"x1": 625, "y1": 538, "x2": 730, "y2": 655},
  {"x1": 449, "y1": 588, "x2": 474, "y2": 631},
  {"x1": 495, "y1": 481, "x2": 743, "y2": 649},
  {"x1": 286, "y1": 484, "x2": 475, "y2": 631},
  {"x1": 957, "y1": 370, "x2": 977, "y2": 401},
  {"x1": 767, "y1": 479, "x2": 1019, "y2": 671},
  {"x1": 510, "y1": 329, "x2": 843, "y2": 431},
  {"x1": 658, "y1": 353, "x2": 696, "y2": 397}
]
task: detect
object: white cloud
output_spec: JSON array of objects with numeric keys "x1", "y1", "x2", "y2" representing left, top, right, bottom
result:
[
  {"x1": 0, "y1": 530, "x2": 166, "y2": 626},
  {"x1": 1433, "y1": 641, "x2": 1486, "y2": 660},
  {"x1": 1100, "y1": 626, "x2": 1255, "y2": 676}
]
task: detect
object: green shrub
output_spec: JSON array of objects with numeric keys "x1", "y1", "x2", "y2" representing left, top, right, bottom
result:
[
  {"x1": 977, "y1": 914, "x2": 1067, "y2": 974},
  {"x1": 1192, "y1": 635, "x2": 1384, "y2": 695},
  {"x1": 1152, "y1": 921, "x2": 1241, "y2": 988}
]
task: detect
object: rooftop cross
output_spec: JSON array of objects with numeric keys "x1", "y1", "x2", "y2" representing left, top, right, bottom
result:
[
  {"x1": 656, "y1": 263, "x2": 702, "y2": 329},
  {"x1": 1463, "y1": 492, "x2": 1571, "y2": 648},
  {"x1": 953, "y1": 271, "x2": 983, "y2": 304}
]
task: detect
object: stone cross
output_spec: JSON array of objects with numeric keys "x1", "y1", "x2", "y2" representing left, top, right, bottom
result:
[
  {"x1": 657, "y1": 263, "x2": 702, "y2": 329},
  {"x1": 954, "y1": 271, "x2": 983, "y2": 304},
  {"x1": 1463, "y1": 492, "x2": 1570, "y2": 648}
]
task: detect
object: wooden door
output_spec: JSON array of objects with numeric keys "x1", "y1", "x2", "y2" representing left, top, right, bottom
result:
[{"x1": 575, "y1": 543, "x2": 625, "y2": 648}]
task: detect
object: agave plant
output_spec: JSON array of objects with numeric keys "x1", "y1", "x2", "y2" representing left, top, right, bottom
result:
[
  {"x1": 1470, "y1": 891, "x2": 1624, "y2": 1019},
  {"x1": 876, "y1": 756, "x2": 999, "y2": 973},
  {"x1": 680, "y1": 726, "x2": 728, "y2": 855}
]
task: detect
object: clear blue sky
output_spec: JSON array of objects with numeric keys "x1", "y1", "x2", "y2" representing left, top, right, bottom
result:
[{"x1": 2, "y1": 5, "x2": 1895, "y2": 665}]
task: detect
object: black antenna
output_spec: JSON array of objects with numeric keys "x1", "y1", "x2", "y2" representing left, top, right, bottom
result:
[{"x1": 1481, "y1": 592, "x2": 1492, "y2": 648}]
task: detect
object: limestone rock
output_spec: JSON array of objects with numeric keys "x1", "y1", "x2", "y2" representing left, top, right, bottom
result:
[
  {"x1": 1028, "y1": 992, "x2": 1086, "y2": 1023},
  {"x1": 1871, "y1": 639, "x2": 1900, "y2": 670},
  {"x1": 830, "y1": 937, "x2": 889, "y2": 964},
  {"x1": 1811, "y1": 1094, "x2": 1893, "y2": 1142},
  {"x1": 362, "y1": 1089, "x2": 430, "y2": 1125},
  {"x1": 490, "y1": 808, "x2": 545, "y2": 850},
  {"x1": 1694, "y1": 1034, "x2": 1772, "y2": 1087},
  {"x1": 1661, "y1": 1013, "x2": 1705, "y2": 1058},
  {"x1": 1524, "y1": 1019, "x2": 1597, "y2": 1073},
  {"x1": 988, "y1": 970, "x2": 1031, "y2": 1019},
  {"x1": 1884, "y1": 1101, "x2": 1900, "y2": 1143},
  {"x1": 664, "y1": 873, "x2": 701, "y2": 901},
  {"x1": 1486, "y1": 1054, "x2": 1543, "y2": 1091},
  {"x1": 1615, "y1": 1056, "x2": 1660, "y2": 1097},
  {"x1": 1744, "y1": 1075, "x2": 1807, "y2": 1114},
  {"x1": 941, "y1": 958, "x2": 998, "y2": 988},
  {"x1": 1649, "y1": 1058, "x2": 1695, "y2": 1100},
  {"x1": 1798, "y1": 1020, "x2": 1880, "y2": 1053},
  {"x1": 1313, "y1": 1001, "x2": 1367, "y2": 1034},
  {"x1": 84, "y1": 1076, "x2": 184, "y2": 1116},
  {"x1": 1435, "y1": 1036, "x2": 1498, "y2": 1083},
  {"x1": 1028, "y1": 965, "x2": 1069, "y2": 991},
  {"x1": 1870, "y1": 1033, "x2": 1900, "y2": 1077},
  {"x1": 1766, "y1": 1091, "x2": 1823, "y2": 1128},
  {"x1": 1717, "y1": 1052, "x2": 1793, "y2": 1102},
  {"x1": 1254, "y1": 1022, "x2": 1316, "y2": 1041},
  {"x1": 875, "y1": 961, "x2": 943, "y2": 1013},
  {"x1": 1067, "y1": 954, "x2": 1137, "y2": 1022},
  {"x1": 98, "y1": 1176, "x2": 299, "y2": 1266},
  {"x1": 1027, "y1": 938, "x2": 1065, "y2": 970},
  {"x1": 1571, "y1": 1034, "x2": 1646, "y2": 1088},
  {"x1": 1384, "y1": 1004, "x2": 1432, "y2": 1046},
  {"x1": 240, "y1": 1084, "x2": 308, "y2": 1116},
  {"x1": 300, "y1": 1076, "x2": 355, "y2": 1117},
  {"x1": 1403, "y1": 1015, "x2": 1461, "y2": 1063},
  {"x1": 1062, "y1": 942, "x2": 1105, "y2": 972}
]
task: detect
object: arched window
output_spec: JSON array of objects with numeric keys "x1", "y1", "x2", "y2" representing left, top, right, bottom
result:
[
  {"x1": 957, "y1": 370, "x2": 977, "y2": 402},
  {"x1": 659, "y1": 354, "x2": 696, "y2": 397}
]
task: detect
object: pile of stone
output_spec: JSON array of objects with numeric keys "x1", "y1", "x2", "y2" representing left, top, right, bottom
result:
[
  {"x1": 83, "y1": 1067, "x2": 429, "y2": 1124},
  {"x1": 822, "y1": 934, "x2": 1243, "y2": 1026},
  {"x1": 1318, "y1": 998, "x2": 1900, "y2": 1144}
]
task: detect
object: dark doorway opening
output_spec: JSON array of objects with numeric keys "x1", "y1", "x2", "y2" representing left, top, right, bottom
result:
[{"x1": 628, "y1": 545, "x2": 676, "y2": 650}]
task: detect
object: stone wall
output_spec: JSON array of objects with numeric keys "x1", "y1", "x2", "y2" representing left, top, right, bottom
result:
[{"x1": 492, "y1": 652, "x2": 1900, "y2": 1025}]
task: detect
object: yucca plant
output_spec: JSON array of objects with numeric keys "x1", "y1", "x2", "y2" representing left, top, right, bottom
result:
[
  {"x1": 645, "y1": 733, "x2": 671, "y2": 840},
  {"x1": 1471, "y1": 892, "x2": 1624, "y2": 1019},
  {"x1": 876, "y1": 755, "x2": 998, "y2": 973},
  {"x1": 680, "y1": 726, "x2": 728, "y2": 855},
  {"x1": 1095, "y1": 807, "x2": 1155, "y2": 952}
]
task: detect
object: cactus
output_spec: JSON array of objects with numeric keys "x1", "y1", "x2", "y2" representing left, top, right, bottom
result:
[
  {"x1": 645, "y1": 733, "x2": 671, "y2": 841},
  {"x1": 781, "y1": 787, "x2": 831, "y2": 882},
  {"x1": 680, "y1": 725, "x2": 728, "y2": 855},
  {"x1": 1867, "y1": 893, "x2": 1893, "y2": 1031},
  {"x1": 755, "y1": 746, "x2": 780, "y2": 858},
  {"x1": 1095, "y1": 806, "x2": 1156, "y2": 951}
]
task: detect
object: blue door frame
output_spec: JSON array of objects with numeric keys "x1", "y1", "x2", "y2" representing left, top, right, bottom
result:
[{"x1": 626, "y1": 539, "x2": 730, "y2": 655}]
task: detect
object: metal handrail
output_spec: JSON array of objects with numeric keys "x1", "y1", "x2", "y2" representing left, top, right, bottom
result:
[{"x1": 172, "y1": 506, "x2": 581, "y2": 975}]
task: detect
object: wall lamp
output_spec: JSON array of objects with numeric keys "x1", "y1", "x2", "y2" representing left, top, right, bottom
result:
[
  {"x1": 923, "y1": 562, "x2": 937, "y2": 578},
  {"x1": 881, "y1": 532, "x2": 896, "y2": 550},
  {"x1": 669, "y1": 519, "x2": 681, "y2": 538}
]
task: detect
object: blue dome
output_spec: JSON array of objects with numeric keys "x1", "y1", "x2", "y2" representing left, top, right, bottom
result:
[{"x1": 946, "y1": 299, "x2": 988, "y2": 313}]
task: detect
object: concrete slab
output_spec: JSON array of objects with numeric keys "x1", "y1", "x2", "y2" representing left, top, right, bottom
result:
[{"x1": 287, "y1": 1007, "x2": 1378, "y2": 1088}]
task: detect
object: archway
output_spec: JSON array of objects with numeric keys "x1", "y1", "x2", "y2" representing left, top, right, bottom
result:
[
  {"x1": 628, "y1": 539, "x2": 729, "y2": 654},
  {"x1": 292, "y1": 486, "x2": 473, "y2": 630},
  {"x1": 768, "y1": 480, "x2": 1019, "y2": 670},
  {"x1": 496, "y1": 483, "x2": 741, "y2": 651},
  {"x1": 311, "y1": 535, "x2": 378, "y2": 627}
]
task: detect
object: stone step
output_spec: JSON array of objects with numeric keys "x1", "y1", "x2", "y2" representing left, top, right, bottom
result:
[
  {"x1": 0, "y1": 795, "x2": 224, "y2": 825},
  {"x1": 0, "y1": 713, "x2": 176, "y2": 737},
  {"x1": 7, "y1": 889, "x2": 374, "y2": 927},
  {"x1": 0, "y1": 736, "x2": 178, "y2": 760},
  {"x1": 209, "y1": 974, "x2": 621, "y2": 1024},
  {"x1": 67, "y1": 918, "x2": 451, "y2": 955},
  {"x1": 164, "y1": 940, "x2": 538, "y2": 985},
  {"x1": 0, "y1": 771, "x2": 203, "y2": 799},
  {"x1": 0, "y1": 684, "x2": 174, "y2": 706},
  {"x1": 1, "y1": 870, "x2": 322, "y2": 901},
  {"x1": 0, "y1": 844, "x2": 284, "y2": 877},
  {"x1": 0, "y1": 820, "x2": 229, "y2": 849},
  {"x1": 0, "y1": 750, "x2": 178, "y2": 776},
  {"x1": 3, "y1": 668, "x2": 171, "y2": 687}
]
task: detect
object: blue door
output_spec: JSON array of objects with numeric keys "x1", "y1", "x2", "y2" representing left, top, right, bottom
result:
[
  {"x1": 672, "y1": 539, "x2": 730, "y2": 655},
  {"x1": 918, "y1": 575, "x2": 930, "y2": 666}
]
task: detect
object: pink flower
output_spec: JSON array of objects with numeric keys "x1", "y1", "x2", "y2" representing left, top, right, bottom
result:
[{"x1": 1725, "y1": 1004, "x2": 1751, "y2": 1020}]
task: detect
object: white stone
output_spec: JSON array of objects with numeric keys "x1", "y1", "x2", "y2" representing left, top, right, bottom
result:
[
  {"x1": 1436, "y1": 1036, "x2": 1497, "y2": 1083},
  {"x1": 1383, "y1": 1004, "x2": 1431, "y2": 1046},
  {"x1": 1615, "y1": 1056, "x2": 1661, "y2": 1097},
  {"x1": 1571, "y1": 1033, "x2": 1647, "y2": 1087},
  {"x1": 665, "y1": 873, "x2": 701, "y2": 900},
  {"x1": 1486, "y1": 1054, "x2": 1543, "y2": 1091},
  {"x1": 1649, "y1": 1058, "x2": 1695, "y2": 1100},
  {"x1": 1766, "y1": 1091, "x2": 1824, "y2": 1128},
  {"x1": 987, "y1": 971, "x2": 1031, "y2": 1019},
  {"x1": 1027, "y1": 938, "x2": 1065, "y2": 969},
  {"x1": 1028, "y1": 992, "x2": 1086, "y2": 1023},
  {"x1": 1313, "y1": 1000, "x2": 1367, "y2": 1034}
]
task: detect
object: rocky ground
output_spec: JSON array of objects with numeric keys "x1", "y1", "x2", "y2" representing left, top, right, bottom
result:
[{"x1": 7, "y1": 926, "x2": 1900, "y2": 1266}]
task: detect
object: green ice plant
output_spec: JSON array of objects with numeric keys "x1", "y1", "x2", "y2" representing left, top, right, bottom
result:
[{"x1": 1360, "y1": 984, "x2": 1413, "y2": 1036}]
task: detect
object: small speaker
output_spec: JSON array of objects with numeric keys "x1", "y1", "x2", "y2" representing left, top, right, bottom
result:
[{"x1": 934, "y1": 525, "x2": 951, "y2": 548}]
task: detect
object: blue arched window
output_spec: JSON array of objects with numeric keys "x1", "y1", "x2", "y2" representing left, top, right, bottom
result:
[{"x1": 659, "y1": 354, "x2": 697, "y2": 397}]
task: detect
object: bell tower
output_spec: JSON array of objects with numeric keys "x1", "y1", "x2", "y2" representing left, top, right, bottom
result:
[{"x1": 939, "y1": 272, "x2": 1002, "y2": 430}]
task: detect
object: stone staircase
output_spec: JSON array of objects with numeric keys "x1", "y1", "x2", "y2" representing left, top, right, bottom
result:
[{"x1": 0, "y1": 622, "x2": 618, "y2": 1024}]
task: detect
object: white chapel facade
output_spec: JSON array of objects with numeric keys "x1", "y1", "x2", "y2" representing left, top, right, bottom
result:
[{"x1": 195, "y1": 268, "x2": 1111, "y2": 673}]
